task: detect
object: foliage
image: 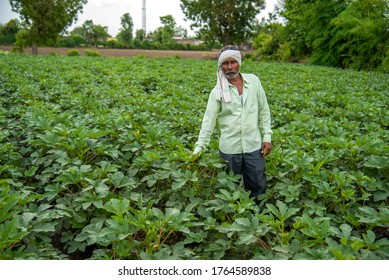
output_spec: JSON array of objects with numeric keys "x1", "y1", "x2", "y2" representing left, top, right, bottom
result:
[
  {"x1": 71, "y1": 20, "x2": 110, "y2": 47},
  {"x1": 11, "y1": 28, "x2": 29, "y2": 53},
  {"x1": 60, "y1": 15, "x2": 203, "y2": 51},
  {"x1": 180, "y1": 0, "x2": 265, "y2": 45},
  {"x1": 279, "y1": 0, "x2": 345, "y2": 58},
  {"x1": 148, "y1": 15, "x2": 190, "y2": 49},
  {"x1": 135, "y1": 29, "x2": 146, "y2": 41},
  {"x1": 380, "y1": 49, "x2": 389, "y2": 73},
  {"x1": 85, "y1": 49, "x2": 101, "y2": 57},
  {"x1": 0, "y1": 54, "x2": 388, "y2": 260},
  {"x1": 150, "y1": 15, "x2": 177, "y2": 48},
  {"x1": 0, "y1": 19, "x2": 20, "y2": 45},
  {"x1": 9, "y1": 0, "x2": 88, "y2": 54},
  {"x1": 278, "y1": 0, "x2": 389, "y2": 70},
  {"x1": 116, "y1": 13, "x2": 134, "y2": 48},
  {"x1": 67, "y1": 49, "x2": 80, "y2": 56},
  {"x1": 317, "y1": 0, "x2": 389, "y2": 70},
  {"x1": 53, "y1": 33, "x2": 86, "y2": 48},
  {"x1": 252, "y1": 19, "x2": 290, "y2": 61}
]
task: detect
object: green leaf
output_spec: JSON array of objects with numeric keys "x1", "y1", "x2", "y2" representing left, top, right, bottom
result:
[
  {"x1": 24, "y1": 166, "x2": 38, "y2": 177},
  {"x1": 238, "y1": 233, "x2": 255, "y2": 244},
  {"x1": 109, "y1": 172, "x2": 136, "y2": 188},
  {"x1": 94, "y1": 180, "x2": 110, "y2": 197},
  {"x1": 235, "y1": 218, "x2": 251, "y2": 228},
  {"x1": 363, "y1": 230, "x2": 376, "y2": 246},
  {"x1": 172, "y1": 179, "x2": 187, "y2": 190},
  {"x1": 0, "y1": 217, "x2": 28, "y2": 248},
  {"x1": 103, "y1": 198, "x2": 130, "y2": 216},
  {"x1": 364, "y1": 155, "x2": 389, "y2": 169},
  {"x1": 20, "y1": 212, "x2": 37, "y2": 227},
  {"x1": 351, "y1": 239, "x2": 365, "y2": 251},
  {"x1": 266, "y1": 201, "x2": 299, "y2": 222},
  {"x1": 31, "y1": 222, "x2": 56, "y2": 233},
  {"x1": 74, "y1": 218, "x2": 105, "y2": 245},
  {"x1": 0, "y1": 191, "x2": 19, "y2": 224}
]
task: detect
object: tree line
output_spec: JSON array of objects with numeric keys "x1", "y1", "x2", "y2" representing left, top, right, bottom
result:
[
  {"x1": 1, "y1": 0, "x2": 388, "y2": 72},
  {"x1": 260, "y1": 0, "x2": 389, "y2": 71},
  {"x1": 53, "y1": 14, "x2": 198, "y2": 51},
  {"x1": 1, "y1": 4, "x2": 206, "y2": 52}
]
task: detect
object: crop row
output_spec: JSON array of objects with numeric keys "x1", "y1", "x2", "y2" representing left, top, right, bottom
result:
[{"x1": 0, "y1": 53, "x2": 388, "y2": 259}]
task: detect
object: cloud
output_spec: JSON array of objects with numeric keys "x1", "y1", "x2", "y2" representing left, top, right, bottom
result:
[{"x1": 89, "y1": 0, "x2": 132, "y2": 8}]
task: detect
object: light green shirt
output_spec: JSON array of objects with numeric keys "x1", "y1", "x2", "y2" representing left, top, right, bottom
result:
[{"x1": 194, "y1": 73, "x2": 272, "y2": 154}]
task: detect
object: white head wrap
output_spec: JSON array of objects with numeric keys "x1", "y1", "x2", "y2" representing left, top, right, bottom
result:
[{"x1": 216, "y1": 50, "x2": 242, "y2": 103}]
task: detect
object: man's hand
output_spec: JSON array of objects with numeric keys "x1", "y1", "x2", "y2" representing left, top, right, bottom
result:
[
  {"x1": 261, "y1": 142, "x2": 272, "y2": 157},
  {"x1": 191, "y1": 146, "x2": 202, "y2": 162}
]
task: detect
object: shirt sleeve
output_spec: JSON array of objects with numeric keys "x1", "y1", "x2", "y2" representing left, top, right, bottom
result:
[
  {"x1": 194, "y1": 89, "x2": 220, "y2": 153},
  {"x1": 257, "y1": 78, "x2": 273, "y2": 143}
]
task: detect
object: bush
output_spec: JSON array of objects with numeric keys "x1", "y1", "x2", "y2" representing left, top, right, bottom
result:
[
  {"x1": 85, "y1": 49, "x2": 101, "y2": 57},
  {"x1": 134, "y1": 54, "x2": 147, "y2": 59},
  {"x1": 12, "y1": 29, "x2": 29, "y2": 53},
  {"x1": 67, "y1": 49, "x2": 80, "y2": 56},
  {"x1": 56, "y1": 34, "x2": 86, "y2": 48}
]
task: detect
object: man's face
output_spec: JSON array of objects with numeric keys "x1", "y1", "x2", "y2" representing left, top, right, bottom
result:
[{"x1": 221, "y1": 58, "x2": 240, "y2": 80}]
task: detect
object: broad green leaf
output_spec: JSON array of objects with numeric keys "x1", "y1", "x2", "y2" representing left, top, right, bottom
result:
[
  {"x1": 363, "y1": 156, "x2": 389, "y2": 169},
  {"x1": 103, "y1": 198, "x2": 130, "y2": 216},
  {"x1": 31, "y1": 222, "x2": 56, "y2": 233},
  {"x1": 74, "y1": 218, "x2": 105, "y2": 245},
  {"x1": 172, "y1": 179, "x2": 187, "y2": 190}
]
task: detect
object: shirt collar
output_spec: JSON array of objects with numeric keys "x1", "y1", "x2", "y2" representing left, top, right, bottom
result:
[{"x1": 227, "y1": 73, "x2": 250, "y2": 86}]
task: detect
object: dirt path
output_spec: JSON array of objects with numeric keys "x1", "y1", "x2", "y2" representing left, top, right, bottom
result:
[{"x1": 0, "y1": 46, "x2": 219, "y2": 60}]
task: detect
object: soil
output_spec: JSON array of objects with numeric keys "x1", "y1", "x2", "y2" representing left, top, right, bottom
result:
[{"x1": 0, "y1": 45, "x2": 219, "y2": 60}]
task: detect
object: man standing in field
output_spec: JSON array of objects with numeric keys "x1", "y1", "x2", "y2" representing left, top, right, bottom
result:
[{"x1": 193, "y1": 45, "x2": 273, "y2": 204}]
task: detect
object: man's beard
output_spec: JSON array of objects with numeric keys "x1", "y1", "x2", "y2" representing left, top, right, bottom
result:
[{"x1": 225, "y1": 70, "x2": 239, "y2": 79}]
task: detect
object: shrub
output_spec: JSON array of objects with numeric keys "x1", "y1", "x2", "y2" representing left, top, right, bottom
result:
[
  {"x1": 85, "y1": 49, "x2": 101, "y2": 57},
  {"x1": 67, "y1": 49, "x2": 80, "y2": 56},
  {"x1": 134, "y1": 54, "x2": 147, "y2": 59}
]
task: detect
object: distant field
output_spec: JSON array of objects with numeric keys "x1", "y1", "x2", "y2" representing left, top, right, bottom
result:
[
  {"x1": 0, "y1": 53, "x2": 388, "y2": 260},
  {"x1": 0, "y1": 45, "x2": 219, "y2": 59}
]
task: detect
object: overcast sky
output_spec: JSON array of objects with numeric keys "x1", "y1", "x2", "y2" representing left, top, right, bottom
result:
[{"x1": 0, "y1": 0, "x2": 278, "y2": 37}]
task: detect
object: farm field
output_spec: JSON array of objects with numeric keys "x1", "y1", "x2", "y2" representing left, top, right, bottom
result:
[
  {"x1": 0, "y1": 46, "x2": 219, "y2": 59},
  {"x1": 0, "y1": 53, "x2": 388, "y2": 260}
]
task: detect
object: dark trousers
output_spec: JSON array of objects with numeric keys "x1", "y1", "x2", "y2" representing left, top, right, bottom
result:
[{"x1": 219, "y1": 149, "x2": 266, "y2": 203}]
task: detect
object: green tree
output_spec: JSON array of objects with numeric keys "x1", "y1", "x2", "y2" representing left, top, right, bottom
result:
[
  {"x1": 315, "y1": 0, "x2": 389, "y2": 70},
  {"x1": 9, "y1": 0, "x2": 87, "y2": 54},
  {"x1": 71, "y1": 20, "x2": 110, "y2": 47},
  {"x1": 252, "y1": 13, "x2": 290, "y2": 61},
  {"x1": 58, "y1": 33, "x2": 85, "y2": 47},
  {"x1": 279, "y1": 0, "x2": 389, "y2": 70},
  {"x1": 91, "y1": 24, "x2": 110, "y2": 47},
  {"x1": 160, "y1": 15, "x2": 176, "y2": 46},
  {"x1": 135, "y1": 29, "x2": 146, "y2": 41},
  {"x1": 160, "y1": 15, "x2": 176, "y2": 31},
  {"x1": 180, "y1": 0, "x2": 265, "y2": 45},
  {"x1": 81, "y1": 20, "x2": 95, "y2": 46},
  {"x1": 0, "y1": 19, "x2": 20, "y2": 45},
  {"x1": 253, "y1": 21, "x2": 290, "y2": 61},
  {"x1": 175, "y1": 26, "x2": 188, "y2": 38},
  {"x1": 279, "y1": 0, "x2": 346, "y2": 59},
  {"x1": 151, "y1": 15, "x2": 177, "y2": 48},
  {"x1": 70, "y1": 26, "x2": 86, "y2": 37},
  {"x1": 117, "y1": 13, "x2": 134, "y2": 47}
]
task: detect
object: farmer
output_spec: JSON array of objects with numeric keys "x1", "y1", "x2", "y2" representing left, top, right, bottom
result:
[{"x1": 193, "y1": 45, "x2": 273, "y2": 204}]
